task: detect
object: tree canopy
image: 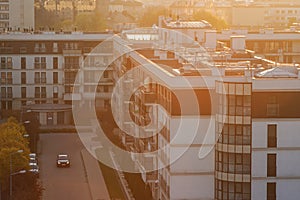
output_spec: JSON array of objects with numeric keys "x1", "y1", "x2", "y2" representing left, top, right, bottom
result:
[
  {"x1": 139, "y1": 6, "x2": 168, "y2": 27},
  {"x1": 0, "y1": 117, "x2": 31, "y2": 197},
  {"x1": 193, "y1": 10, "x2": 228, "y2": 31},
  {"x1": 75, "y1": 12, "x2": 107, "y2": 31}
]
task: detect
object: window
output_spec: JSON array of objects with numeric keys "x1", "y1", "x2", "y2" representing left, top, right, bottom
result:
[
  {"x1": 267, "y1": 182, "x2": 276, "y2": 200},
  {"x1": 267, "y1": 95, "x2": 279, "y2": 117},
  {"x1": 21, "y1": 87, "x2": 26, "y2": 98},
  {"x1": 267, "y1": 154, "x2": 276, "y2": 177},
  {"x1": 215, "y1": 180, "x2": 251, "y2": 200},
  {"x1": 1, "y1": 57, "x2": 5, "y2": 68},
  {"x1": 53, "y1": 92, "x2": 58, "y2": 98},
  {"x1": 1, "y1": 87, "x2": 5, "y2": 98},
  {"x1": 35, "y1": 87, "x2": 40, "y2": 98},
  {"x1": 41, "y1": 72, "x2": 46, "y2": 83},
  {"x1": 41, "y1": 87, "x2": 46, "y2": 98},
  {"x1": 34, "y1": 57, "x2": 40, "y2": 69},
  {"x1": 0, "y1": 57, "x2": 12, "y2": 69},
  {"x1": 7, "y1": 87, "x2": 12, "y2": 98},
  {"x1": 6, "y1": 57, "x2": 12, "y2": 68},
  {"x1": 7, "y1": 72, "x2": 12, "y2": 84},
  {"x1": 21, "y1": 72, "x2": 26, "y2": 84},
  {"x1": 53, "y1": 72, "x2": 58, "y2": 84},
  {"x1": 53, "y1": 57, "x2": 58, "y2": 69},
  {"x1": 53, "y1": 42, "x2": 58, "y2": 52},
  {"x1": 41, "y1": 57, "x2": 46, "y2": 69},
  {"x1": 64, "y1": 56, "x2": 79, "y2": 69},
  {"x1": 268, "y1": 124, "x2": 277, "y2": 148},
  {"x1": 7, "y1": 101, "x2": 12, "y2": 109},
  {"x1": 34, "y1": 57, "x2": 46, "y2": 69},
  {"x1": 103, "y1": 70, "x2": 109, "y2": 78},
  {"x1": 34, "y1": 43, "x2": 46, "y2": 52},
  {"x1": 104, "y1": 85, "x2": 109, "y2": 92},
  {"x1": 1, "y1": 72, "x2": 5, "y2": 84},
  {"x1": 35, "y1": 72, "x2": 40, "y2": 83},
  {"x1": 21, "y1": 57, "x2": 26, "y2": 69}
]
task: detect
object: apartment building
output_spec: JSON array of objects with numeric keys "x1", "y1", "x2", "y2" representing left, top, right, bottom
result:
[
  {"x1": 0, "y1": 0, "x2": 34, "y2": 31},
  {"x1": 1, "y1": 24, "x2": 300, "y2": 200},
  {"x1": 110, "y1": 26, "x2": 300, "y2": 200},
  {"x1": 0, "y1": 31, "x2": 113, "y2": 126},
  {"x1": 217, "y1": 28, "x2": 300, "y2": 63}
]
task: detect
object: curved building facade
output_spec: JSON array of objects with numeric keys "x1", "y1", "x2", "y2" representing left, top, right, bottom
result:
[{"x1": 215, "y1": 81, "x2": 252, "y2": 200}]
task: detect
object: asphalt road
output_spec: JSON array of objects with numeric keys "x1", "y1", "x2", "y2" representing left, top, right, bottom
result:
[{"x1": 39, "y1": 133, "x2": 91, "y2": 200}]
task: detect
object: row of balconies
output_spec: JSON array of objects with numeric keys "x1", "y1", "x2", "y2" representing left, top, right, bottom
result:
[
  {"x1": 0, "y1": 78, "x2": 12, "y2": 84},
  {"x1": 0, "y1": 93, "x2": 12, "y2": 99},
  {"x1": 0, "y1": 62, "x2": 12, "y2": 69}
]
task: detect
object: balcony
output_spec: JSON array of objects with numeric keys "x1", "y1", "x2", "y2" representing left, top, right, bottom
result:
[
  {"x1": 141, "y1": 171, "x2": 158, "y2": 183},
  {"x1": 1, "y1": 63, "x2": 12, "y2": 69},
  {"x1": 138, "y1": 89, "x2": 156, "y2": 104}
]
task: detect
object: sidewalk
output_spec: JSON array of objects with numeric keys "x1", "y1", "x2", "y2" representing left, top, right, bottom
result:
[{"x1": 81, "y1": 149, "x2": 110, "y2": 200}]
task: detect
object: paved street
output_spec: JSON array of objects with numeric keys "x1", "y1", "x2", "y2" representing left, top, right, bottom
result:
[{"x1": 39, "y1": 133, "x2": 91, "y2": 200}]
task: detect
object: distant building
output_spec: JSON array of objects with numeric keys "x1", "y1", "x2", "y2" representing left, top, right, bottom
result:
[
  {"x1": 217, "y1": 28, "x2": 300, "y2": 63},
  {"x1": 0, "y1": 31, "x2": 113, "y2": 127},
  {"x1": 168, "y1": 0, "x2": 300, "y2": 29},
  {"x1": 108, "y1": 0, "x2": 143, "y2": 17},
  {"x1": 0, "y1": 0, "x2": 34, "y2": 31},
  {"x1": 43, "y1": 0, "x2": 96, "y2": 21}
]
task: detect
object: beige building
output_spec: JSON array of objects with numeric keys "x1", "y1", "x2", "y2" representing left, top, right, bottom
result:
[{"x1": 0, "y1": 0, "x2": 34, "y2": 31}]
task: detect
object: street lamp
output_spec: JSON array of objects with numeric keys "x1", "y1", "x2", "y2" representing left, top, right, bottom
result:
[
  {"x1": 10, "y1": 170, "x2": 26, "y2": 200},
  {"x1": 9, "y1": 149, "x2": 23, "y2": 200},
  {"x1": 20, "y1": 108, "x2": 31, "y2": 124}
]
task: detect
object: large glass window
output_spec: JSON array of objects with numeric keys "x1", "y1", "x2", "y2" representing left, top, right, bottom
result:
[{"x1": 215, "y1": 180, "x2": 251, "y2": 200}]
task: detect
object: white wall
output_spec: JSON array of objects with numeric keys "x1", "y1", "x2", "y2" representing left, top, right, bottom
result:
[
  {"x1": 252, "y1": 120, "x2": 300, "y2": 199},
  {"x1": 251, "y1": 180, "x2": 265, "y2": 200},
  {"x1": 252, "y1": 180, "x2": 300, "y2": 200},
  {"x1": 170, "y1": 175, "x2": 214, "y2": 200},
  {"x1": 277, "y1": 180, "x2": 300, "y2": 200},
  {"x1": 170, "y1": 146, "x2": 214, "y2": 173},
  {"x1": 252, "y1": 120, "x2": 300, "y2": 148},
  {"x1": 170, "y1": 117, "x2": 216, "y2": 145}
]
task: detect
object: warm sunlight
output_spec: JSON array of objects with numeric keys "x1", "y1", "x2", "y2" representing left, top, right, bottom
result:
[{"x1": 0, "y1": 0, "x2": 300, "y2": 200}]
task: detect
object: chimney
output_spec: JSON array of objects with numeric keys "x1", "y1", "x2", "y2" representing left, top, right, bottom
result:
[{"x1": 204, "y1": 30, "x2": 217, "y2": 50}]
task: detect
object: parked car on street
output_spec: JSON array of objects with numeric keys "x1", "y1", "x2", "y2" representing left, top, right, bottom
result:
[{"x1": 29, "y1": 164, "x2": 39, "y2": 177}]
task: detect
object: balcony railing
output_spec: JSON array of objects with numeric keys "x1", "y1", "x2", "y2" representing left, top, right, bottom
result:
[{"x1": 141, "y1": 89, "x2": 156, "y2": 104}]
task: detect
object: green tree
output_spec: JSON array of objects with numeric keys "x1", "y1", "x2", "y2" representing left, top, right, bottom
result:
[
  {"x1": 139, "y1": 6, "x2": 168, "y2": 27},
  {"x1": 11, "y1": 173, "x2": 43, "y2": 200},
  {"x1": 0, "y1": 117, "x2": 31, "y2": 198},
  {"x1": 75, "y1": 12, "x2": 107, "y2": 31},
  {"x1": 193, "y1": 10, "x2": 228, "y2": 31}
]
